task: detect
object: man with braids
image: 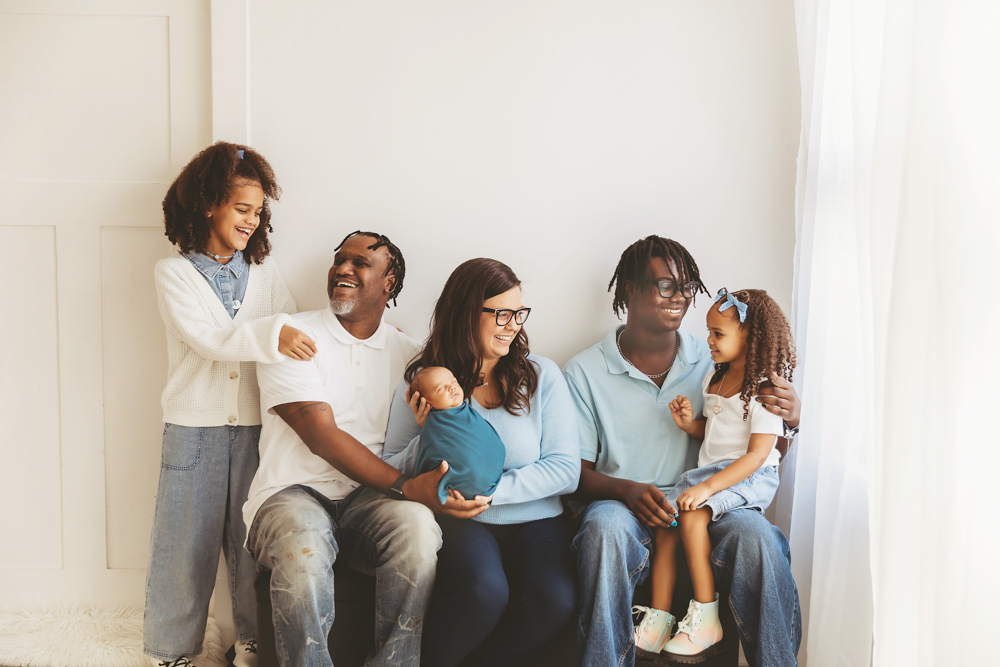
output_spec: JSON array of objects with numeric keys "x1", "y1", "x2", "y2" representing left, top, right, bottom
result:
[
  {"x1": 563, "y1": 235, "x2": 803, "y2": 667},
  {"x1": 243, "y1": 231, "x2": 489, "y2": 667}
]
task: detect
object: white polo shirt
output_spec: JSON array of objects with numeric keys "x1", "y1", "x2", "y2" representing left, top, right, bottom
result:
[{"x1": 243, "y1": 307, "x2": 419, "y2": 533}]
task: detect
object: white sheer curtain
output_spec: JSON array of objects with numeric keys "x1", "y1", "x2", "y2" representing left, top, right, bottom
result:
[{"x1": 789, "y1": 1, "x2": 1000, "y2": 665}]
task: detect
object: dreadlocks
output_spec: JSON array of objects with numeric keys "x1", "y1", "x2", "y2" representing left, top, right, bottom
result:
[
  {"x1": 709, "y1": 289, "x2": 797, "y2": 421},
  {"x1": 334, "y1": 230, "x2": 406, "y2": 307},
  {"x1": 607, "y1": 235, "x2": 709, "y2": 317}
]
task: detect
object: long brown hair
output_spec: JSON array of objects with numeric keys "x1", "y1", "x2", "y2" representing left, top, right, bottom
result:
[
  {"x1": 710, "y1": 289, "x2": 797, "y2": 421},
  {"x1": 162, "y1": 141, "x2": 280, "y2": 264},
  {"x1": 406, "y1": 258, "x2": 539, "y2": 415}
]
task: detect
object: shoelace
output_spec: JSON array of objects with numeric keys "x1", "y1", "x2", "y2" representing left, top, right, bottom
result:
[
  {"x1": 158, "y1": 659, "x2": 195, "y2": 667},
  {"x1": 675, "y1": 601, "x2": 702, "y2": 636},
  {"x1": 244, "y1": 640, "x2": 258, "y2": 655},
  {"x1": 631, "y1": 605, "x2": 659, "y2": 632}
]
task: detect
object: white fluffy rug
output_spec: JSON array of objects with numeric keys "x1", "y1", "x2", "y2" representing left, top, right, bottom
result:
[{"x1": 0, "y1": 606, "x2": 227, "y2": 667}]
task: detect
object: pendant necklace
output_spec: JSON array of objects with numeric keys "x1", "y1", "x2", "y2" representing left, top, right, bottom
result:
[{"x1": 713, "y1": 369, "x2": 742, "y2": 414}]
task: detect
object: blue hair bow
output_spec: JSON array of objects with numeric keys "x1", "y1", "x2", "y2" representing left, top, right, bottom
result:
[
  {"x1": 237, "y1": 149, "x2": 244, "y2": 159},
  {"x1": 713, "y1": 288, "x2": 748, "y2": 323}
]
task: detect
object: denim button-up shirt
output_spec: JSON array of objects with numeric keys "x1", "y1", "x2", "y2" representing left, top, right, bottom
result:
[{"x1": 185, "y1": 250, "x2": 249, "y2": 318}]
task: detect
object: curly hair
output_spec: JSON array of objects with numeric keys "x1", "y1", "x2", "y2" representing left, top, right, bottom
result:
[
  {"x1": 608, "y1": 235, "x2": 709, "y2": 318},
  {"x1": 162, "y1": 141, "x2": 281, "y2": 264},
  {"x1": 334, "y1": 230, "x2": 406, "y2": 308},
  {"x1": 405, "y1": 258, "x2": 538, "y2": 415},
  {"x1": 710, "y1": 289, "x2": 797, "y2": 421}
]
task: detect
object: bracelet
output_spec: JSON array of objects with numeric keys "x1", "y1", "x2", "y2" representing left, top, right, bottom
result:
[{"x1": 388, "y1": 474, "x2": 410, "y2": 500}]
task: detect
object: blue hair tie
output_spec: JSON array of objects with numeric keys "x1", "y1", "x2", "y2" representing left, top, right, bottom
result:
[
  {"x1": 237, "y1": 149, "x2": 244, "y2": 159},
  {"x1": 713, "y1": 288, "x2": 748, "y2": 323}
]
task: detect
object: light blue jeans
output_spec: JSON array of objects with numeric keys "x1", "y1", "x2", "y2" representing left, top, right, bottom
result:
[
  {"x1": 668, "y1": 463, "x2": 781, "y2": 521},
  {"x1": 573, "y1": 500, "x2": 801, "y2": 667},
  {"x1": 245, "y1": 485, "x2": 442, "y2": 667},
  {"x1": 144, "y1": 424, "x2": 260, "y2": 661}
]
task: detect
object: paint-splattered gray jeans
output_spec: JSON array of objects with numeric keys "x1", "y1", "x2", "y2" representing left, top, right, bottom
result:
[{"x1": 246, "y1": 484, "x2": 442, "y2": 667}]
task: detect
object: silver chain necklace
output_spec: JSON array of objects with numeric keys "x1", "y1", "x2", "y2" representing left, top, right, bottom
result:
[
  {"x1": 711, "y1": 369, "x2": 742, "y2": 414},
  {"x1": 202, "y1": 250, "x2": 236, "y2": 261},
  {"x1": 616, "y1": 330, "x2": 681, "y2": 379}
]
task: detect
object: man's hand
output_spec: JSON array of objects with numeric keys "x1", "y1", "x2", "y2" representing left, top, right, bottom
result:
[
  {"x1": 619, "y1": 480, "x2": 677, "y2": 528},
  {"x1": 669, "y1": 395, "x2": 696, "y2": 434},
  {"x1": 758, "y1": 373, "x2": 801, "y2": 428},
  {"x1": 676, "y1": 483, "x2": 713, "y2": 512},
  {"x1": 402, "y1": 461, "x2": 490, "y2": 519},
  {"x1": 278, "y1": 325, "x2": 317, "y2": 360},
  {"x1": 405, "y1": 386, "x2": 431, "y2": 428}
]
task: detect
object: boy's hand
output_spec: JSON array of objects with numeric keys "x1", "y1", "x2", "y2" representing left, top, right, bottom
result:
[
  {"x1": 669, "y1": 395, "x2": 695, "y2": 432},
  {"x1": 278, "y1": 326, "x2": 317, "y2": 360},
  {"x1": 405, "y1": 387, "x2": 431, "y2": 427},
  {"x1": 758, "y1": 374, "x2": 801, "y2": 428},
  {"x1": 619, "y1": 481, "x2": 678, "y2": 528},
  {"x1": 676, "y1": 483, "x2": 713, "y2": 511}
]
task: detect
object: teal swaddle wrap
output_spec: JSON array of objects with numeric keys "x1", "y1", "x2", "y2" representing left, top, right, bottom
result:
[{"x1": 414, "y1": 401, "x2": 507, "y2": 503}]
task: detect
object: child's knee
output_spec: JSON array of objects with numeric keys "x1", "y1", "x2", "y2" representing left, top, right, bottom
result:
[{"x1": 678, "y1": 507, "x2": 712, "y2": 531}]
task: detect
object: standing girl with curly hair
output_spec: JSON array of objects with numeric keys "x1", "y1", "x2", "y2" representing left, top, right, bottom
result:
[
  {"x1": 632, "y1": 287, "x2": 796, "y2": 661},
  {"x1": 145, "y1": 142, "x2": 316, "y2": 667}
]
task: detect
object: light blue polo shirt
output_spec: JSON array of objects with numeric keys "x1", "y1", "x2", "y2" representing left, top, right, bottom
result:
[{"x1": 562, "y1": 326, "x2": 714, "y2": 494}]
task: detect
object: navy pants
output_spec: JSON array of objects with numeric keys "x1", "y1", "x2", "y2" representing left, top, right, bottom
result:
[{"x1": 422, "y1": 514, "x2": 578, "y2": 667}]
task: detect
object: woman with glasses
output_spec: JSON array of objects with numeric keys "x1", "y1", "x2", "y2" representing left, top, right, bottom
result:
[{"x1": 382, "y1": 257, "x2": 581, "y2": 667}]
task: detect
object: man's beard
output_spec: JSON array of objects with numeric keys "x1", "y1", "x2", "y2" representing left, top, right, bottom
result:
[
  {"x1": 328, "y1": 294, "x2": 358, "y2": 316},
  {"x1": 329, "y1": 284, "x2": 382, "y2": 318}
]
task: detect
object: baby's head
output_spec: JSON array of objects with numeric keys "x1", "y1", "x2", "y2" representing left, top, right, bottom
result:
[{"x1": 411, "y1": 366, "x2": 465, "y2": 410}]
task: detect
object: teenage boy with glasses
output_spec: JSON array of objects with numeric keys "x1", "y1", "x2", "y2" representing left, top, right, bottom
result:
[{"x1": 563, "y1": 235, "x2": 802, "y2": 667}]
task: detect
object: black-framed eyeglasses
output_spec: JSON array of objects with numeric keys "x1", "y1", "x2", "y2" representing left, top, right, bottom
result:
[
  {"x1": 482, "y1": 307, "x2": 531, "y2": 326},
  {"x1": 656, "y1": 280, "x2": 701, "y2": 299}
]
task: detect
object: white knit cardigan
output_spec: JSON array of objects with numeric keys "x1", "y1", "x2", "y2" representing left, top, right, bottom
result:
[{"x1": 154, "y1": 253, "x2": 297, "y2": 427}]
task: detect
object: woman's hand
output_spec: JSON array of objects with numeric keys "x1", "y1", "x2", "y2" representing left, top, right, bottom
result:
[
  {"x1": 676, "y1": 483, "x2": 713, "y2": 512},
  {"x1": 402, "y1": 462, "x2": 490, "y2": 518},
  {"x1": 278, "y1": 326, "x2": 317, "y2": 360},
  {"x1": 405, "y1": 387, "x2": 431, "y2": 427},
  {"x1": 758, "y1": 373, "x2": 801, "y2": 428},
  {"x1": 448, "y1": 488, "x2": 493, "y2": 505},
  {"x1": 669, "y1": 395, "x2": 696, "y2": 434},
  {"x1": 618, "y1": 480, "x2": 677, "y2": 528}
]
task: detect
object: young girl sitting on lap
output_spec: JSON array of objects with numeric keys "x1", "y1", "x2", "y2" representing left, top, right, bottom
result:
[{"x1": 633, "y1": 288, "x2": 796, "y2": 660}]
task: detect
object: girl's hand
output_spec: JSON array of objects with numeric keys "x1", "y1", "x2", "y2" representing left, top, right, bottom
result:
[
  {"x1": 405, "y1": 387, "x2": 431, "y2": 427},
  {"x1": 669, "y1": 395, "x2": 695, "y2": 431},
  {"x1": 758, "y1": 374, "x2": 801, "y2": 428},
  {"x1": 278, "y1": 326, "x2": 317, "y2": 360},
  {"x1": 676, "y1": 483, "x2": 713, "y2": 511}
]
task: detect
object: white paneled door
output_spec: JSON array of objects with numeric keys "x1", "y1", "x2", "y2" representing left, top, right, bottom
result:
[{"x1": 0, "y1": 0, "x2": 211, "y2": 606}]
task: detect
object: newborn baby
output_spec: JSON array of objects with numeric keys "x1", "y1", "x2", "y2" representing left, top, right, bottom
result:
[{"x1": 411, "y1": 366, "x2": 507, "y2": 503}]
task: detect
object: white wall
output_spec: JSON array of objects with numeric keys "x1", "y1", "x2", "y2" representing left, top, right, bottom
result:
[
  {"x1": 248, "y1": 0, "x2": 801, "y2": 366},
  {"x1": 0, "y1": 0, "x2": 211, "y2": 607},
  {"x1": 0, "y1": 0, "x2": 799, "y2": 615}
]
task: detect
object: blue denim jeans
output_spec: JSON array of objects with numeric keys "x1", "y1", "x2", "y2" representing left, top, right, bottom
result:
[
  {"x1": 245, "y1": 485, "x2": 442, "y2": 667},
  {"x1": 573, "y1": 500, "x2": 801, "y2": 667},
  {"x1": 144, "y1": 424, "x2": 260, "y2": 661},
  {"x1": 668, "y1": 463, "x2": 781, "y2": 521}
]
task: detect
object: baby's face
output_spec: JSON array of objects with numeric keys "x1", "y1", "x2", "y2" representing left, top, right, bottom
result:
[{"x1": 417, "y1": 367, "x2": 464, "y2": 410}]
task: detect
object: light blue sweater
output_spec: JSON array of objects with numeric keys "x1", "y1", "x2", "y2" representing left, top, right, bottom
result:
[{"x1": 382, "y1": 355, "x2": 581, "y2": 524}]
